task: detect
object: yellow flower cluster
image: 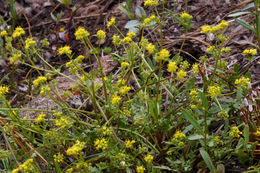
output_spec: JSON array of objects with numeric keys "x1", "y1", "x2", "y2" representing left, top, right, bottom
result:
[
  {"x1": 255, "y1": 127, "x2": 260, "y2": 136},
  {"x1": 12, "y1": 26, "x2": 25, "y2": 38},
  {"x1": 0, "y1": 30, "x2": 7, "y2": 37},
  {"x1": 201, "y1": 20, "x2": 229, "y2": 33},
  {"x1": 11, "y1": 158, "x2": 34, "y2": 173},
  {"x1": 58, "y1": 45, "x2": 72, "y2": 55},
  {"x1": 167, "y1": 61, "x2": 178, "y2": 73},
  {"x1": 221, "y1": 47, "x2": 231, "y2": 53},
  {"x1": 10, "y1": 53, "x2": 21, "y2": 63},
  {"x1": 144, "y1": 154, "x2": 153, "y2": 163},
  {"x1": 206, "y1": 45, "x2": 215, "y2": 53},
  {"x1": 192, "y1": 63, "x2": 199, "y2": 74},
  {"x1": 111, "y1": 94, "x2": 122, "y2": 105},
  {"x1": 155, "y1": 49, "x2": 170, "y2": 61},
  {"x1": 94, "y1": 138, "x2": 108, "y2": 151},
  {"x1": 235, "y1": 77, "x2": 250, "y2": 89},
  {"x1": 144, "y1": 15, "x2": 156, "y2": 25},
  {"x1": 125, "y1": 139, "x2": 136, "y2": 149},
  {"x1": 74, "y1": 27, "x2": 90, "y2": 40},
  {"x1": 112, "y1": 34, "x2": 120, "y2": 45},
  {"x1": 40, "y1": 85, "x2": 50, "y2": 96},
  {"x1": 217, "y1": 109, "x2": 229, "y2": 119},
  {"x1": 53, "y1": 152, "x2": 64, "y2": 163},
  {"x1": 136, "y1": 166, "x2": 146, "y2": 173},
  {"x1": 0, "y1": 86, "x2": 9, "y2": 96},
  {"x1": 35, "y1": 113, "x2": 46, "y2": 124},
  {"x1": 181, "y1": 61, "x2": 190, "y2": 70},
  {"x1": 120, "y1": 85, "x2": 131, "y2": 95},
  {"x1": 176, "y1": 70, "x2": 187, "y2": 81},
  {"x1": 189, "y1": 89, "x2": 198, "y2": 99},
  {"x1": 127, "y1": 31, "x2": 136, "y2": 38},
  {"x1": 66, "y1": 140, "x2": 86, "y2": 156},
  {"x1": 229, "y1": 126, "x2": 242, "y2": 138},
  {"x1": 172, "y1": 130, "x2": 186, "y2": 148},
  {"x1": 33, "y1": 76, "x2": 47, "y2": 88},
  {"x1": 25, "y1": 37, "x2": 36, "y2": 50},
  {"x1": 181, "y1": 12, "x2": 193, "y2": 20},
  {"x1": 144, "y1": 0, "x2": 159, "y2": 6},
  {"x1": 121, "y1": 62, "x2": 130, "y2": 68},
  {"x1": 212, "y1": 136, "x2": 223, "y2": 146},
  {"x1": 243, "y1": 48, "x2": 257, "y2": 56},
  {"x1": 55, "y1": 117, "x2": 71, "y2": 129},
  {"x1": 107, "y1": 17, "x2": 116, "y2": 28},
  {"x1": 208, "y1": 85, "x2": 221, "y2": 97},
  {"x1": 96, "y1": 30, "x2": 106, "y2": 39},
  {"x1": 117, "y1": 79, "x2": 126, "y2": 85},
  {"x1": 146, "y1": 43, "x2": 155, "y2": 54},
  {"x1": 102, "y1": 126, "x2": 112, "y2": 136}
]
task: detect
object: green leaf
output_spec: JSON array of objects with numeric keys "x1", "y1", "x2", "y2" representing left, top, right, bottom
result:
[
  {"x1": 199, "y1": 91, "x2": 209, "y2": 111},
  {"x1": 188, "y1": 134, "x2": 204, "y2": 140},
  {"x1": 135, "y1": 7, "x2": 146, "y2": 19},
  {"x1": 242, "y1": 2, "x2": 254, "y2": 11},
  {"x1": 235, "y1": 18, "x2": 255, "y2": 33},
  {"x1": 228, "y1": 12, "x2": 251, "y2": 17},
  {"x1": 244, "y1": 125, "x2": 249, "y2": 144},
  {"x1": 182, "y1": 109, "x2": 204, "y2": 135},
  {"x1": 234, "y1": 63, "x2": 239, "y2": 73},
  {"x1": 124, "y1": 20, "x2": 140, "y2": 33},
  {"x1": 200, "y1": 148, "x2": 216, "y2": 173},
  {"x1": 153, "y1": 166, "x2": 172, "y2": 171},
  {"x1": 216, "y1": 164, "x2": 225, "y2": 173}
]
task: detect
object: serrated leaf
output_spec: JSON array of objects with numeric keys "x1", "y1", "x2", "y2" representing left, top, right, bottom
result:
[
  {"x1": 228, "y1": 12, "x2": 251, "y2": 17},
  {"x1": 235, "y1": 18, "x2": 255, "y2": 33},
  {"x1": 182, "y1": 109, "x2": 204, "y2": 135},
  {"x1": 200, "y1": 148, "x2": 216, "y2": 173}
]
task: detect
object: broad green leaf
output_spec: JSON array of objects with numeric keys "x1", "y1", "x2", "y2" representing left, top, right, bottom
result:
[
  {"x1": 235, "y1": 18, "x2": 255, "y2": 33},
  {"x1": 153, "y1": 166, "x2": 171, "y2": 171},
  {"x1": 125, "y1": 20, "x2": 140, "y2": 33},
  {"x1": 135, "y1": 7, "x2": 146, "y2": 19},
  {"x1": 242, "y1": 2, "x2": 254, "y2": 11},
  {"x1": 188, "y1": 134, "x2": 204, "y2": 140},
  {"x1": 234, "y1": 63, "x2": 239, "y2": 73},
  {"x1": 228, "y1": 12, "x2": 251, "y2": 17},
  {"x1": 244, "y1": 125, "x2": 249, "y2": 144},
  {"x1": 200, "y1": 148, "x2": 216, "y2": 173},
  {"x1": 199, "y1": 91, "x2": 209, "y2": 111},
  {"x1": 182, "y1": 109, "x2": 204, "y2": 135}
]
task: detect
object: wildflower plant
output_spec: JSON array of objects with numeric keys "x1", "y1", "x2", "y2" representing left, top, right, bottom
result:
[{"x1": 0, "y1": 2, "x2": 258, "y2": 173}]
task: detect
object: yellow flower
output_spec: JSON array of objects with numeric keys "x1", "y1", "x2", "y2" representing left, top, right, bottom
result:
[
  {"x1": 127, "y1": 31, "x2": 136, "y2": 38},
  {"x1": 55, "y1": 117, "x2": 71, "y2": 129},
  {"x1": 111, "y1": 94, "x2": 122, "y2": 105},
  {"x1": 74, "y1": 27, "x2": 90, "y2": 40},
  {"x1": 12, "y1": 158, "x2": 34, "y2": 173},
  {"x1": 206, "y1": 46, "x2": 215, "y2": 53},
  {"x1": 12, "y1": 26, "x2": 25, "y2": 38},
  {"x1": 66, "y1": 140, "x2": 85, "y2": 156},
  {"x1": 218, "y1": 20, "x2": 229, "y2": 30},
  {"x1": 35, "y1": 113, "x2": 46, "y2": 124},
  {"x1": 125, "y1": 139, "x2": 136, "y2": 149},
  {"x1": 144, "y1": 0, "x2": 159, "y2": 6},
  {"x1": 167, "y1": 61, "x2": 178, "y2": 73},
  {"x1": 117, "y1": 79, "x2": 126, "y2": 85},
  {"x1": 189, "y1": 89, "x2": 198, "y2": 98},
  {"x1": 201, "y1": 25, "x2": 211, "y2": 33},
  {"x1": 221, "y1": 47, "x2": 231, "y2": 53},
  {"x1": 107, "y1": 17, "x2": 116, "y2": 28},
  {"x1": 235, "y1": 77, "x2": 250, "y2": 89},
  {"x1": 243, "y1": 48, "x2": 257, "y2": 56},
  {"x1": 136, "y1": 166, "x2": 146, "y2": 173},
  {"x1": 121, "y1": 62, "x2": 130, "y2": 68},
  {"x1": 229, "y1": 126, "x2": 242, "y2": 138},
  {"x1": 33, "y1": 76, "x2": 47, "y2": 88},
  {"x1": 120, "y1": 85, "x2": 131, "y2": 95},
  {"x1": 112, "y1": 34, "x2": 120, "y2": 45},
  {"x1": 212, "y1": 136, "x2": 223, "y2": 146},
  {"x1": 181, "y1": 12, "x2": 193, "y2": 20},
  {"x1": 25, "y1": 37, "x2": 36, "y2": 50},
  {"x1": 181, "y1": 60, "x2": 190, "y2": 70},
  {"x1": 208, "y1": 85, "x2": 221, "y2": 97},
  {"x1": 58, "y1": 45, "x2": 72, "y2": 55},
  {"x1": 217, "y1": 110, "x2": 229, "y2": 119},
  {"x1": 94, "y1": 138, "x2": 108, "y2": 151},
  {"x1": 0, "y1": 30, "x2": 7, "y2": 37},
  {"x1": 146, "y1": 43, "x2": 155, "y2": 54},
  {"x1": 0, "y1": 86, "x2": 9, "y2": 96},
  {"x1": 174, "y1": 131, "x2": 186, "y2": 140},
  {"x1": 210, "y1": 26, "x2": 218, "y2": 33},
  {"x1": 54, "y1": 152, "x2": 64, "y2": 163},
  {"x1": 121, "y1": 36, "x2": 132, "y2": 44},
  {"x1": 66, "y1": 168, "x2": 73, "y2": 173},
  {"x1": 155, "y1": 49, "x2": 170, "y2": 61},
  {"x1": 96, "y1": 30, "x2": 106, "y2": 39},
  {"x1": 176, "y1": 70, "x2": 187, "y2": 81},
  {"x1": 192, "y1": 63, "x2": 199, "y2": 74},
  {"x1": 10, "y1": 53, "x2": 21, "y2": 63},
  {"x1": 144, "y1": 154, "x2": 153, "y2": 163}
]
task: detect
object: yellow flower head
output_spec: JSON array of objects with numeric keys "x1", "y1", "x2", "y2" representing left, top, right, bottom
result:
[
  {"x1": 12, "y1": 26, "x2": 25, "y2": 38},
  {"x1": 33, "y1": 76, "x2": 47, "y2": 88},
  {"x1": 0, "y1": 30, "x2": 7, "y2": 37},
  {"x1": 121, "y1": 62, "x2": 130, "y2": 68},
  {"x1": 35, "y1": 113, "x2": 46, "y2": 124},
  {"x1": 144, "y1": 0, "x2": 159, "y2": 6},
  {"x1": 176, "y1": 70, "x2": 187, "y2": 81},
  {"x1": 167, "y1": 61, "x2": 178, "y2": 73},
  {"x1": 94, "y1": 138, "x2": 108, "y2": 151},
  {"x1": 0, "y1": 86, "x2": 9, "y2": 96},
  {"x1": 218, "y1": 20, "x2": 229, "y2": 30},
  {"x1": 146, "y1": 43, "x2": 155, "y2": 54},
  {"x1": 66, "y1": 140, "x2": 85, "y2": 156},
  {"x1": 192, "y1": 63, "x2": 199, "y2": 74},
  {"x1": 121, "y1": 36, "x2": 132, "y2": 44},
  {"x1": 144, "y1": 154, "x2": 153, "y2": 163},
  {"x1": 10, "y1": 53, "x2": 21, "y2": 63},
  {"x1": 111, "y1": 94, "x2": 122, "y2": 105},
  {"x1": 112, "y1": 34, "x2": 120, "y2": 45},
  {"x1": 127, "y1": 31, "x2": 136, "y2": 38},
  {"x1": 206, "y1": 45, "x2": 215, "y2": 53},
  {"x1": 208, "y1": 85, "x2": 221, "y2": 97},
  {"x1": 54, "y1": 152, "x2": 64, "y2": 163},
  {"x1": 189, "y1": 89, "x2": 198, "y2": 97},
  {"x1": 125, "y1": 139, "x2": 136, "y2": 149},
  {"x1": 25, "y1": 37, "x2": 36, "y2": 50},
  {"x1": 120, "y1": 85, "x2": 131, "y2": 95},
  {"x1": 229, "y1": 126, "x2": 242, "y2": 138},
  {"x1": 58, "y1": 45, "x2": 72, "y2": 55},
  {"x1": 74, "y1": 27, "x2": 90, "y2": 40},
  {"x1": 136, "y1": 166, "x2": 146, "y2": 173},
  {"x1": 201, "y1": 25, "x2": 211, "y2": 33},
  {"x1": 235, "y1": 77, "x2": 250, "y2": 89},
  {"x1": 96, "y1": 30, "x2": 106, "y2": 39},
  {"x1": 155, "y1": 49, "x2": 170, "y2": 61},
  {"x1": 107, "y1": 17, "x2": 116, "y2": 28},
  {"x1": 181, "y1": 12, "x2": 193, "y2": 20},
  {"x1": 243, "y1": 48, "x2": 257, "y2": 56}
]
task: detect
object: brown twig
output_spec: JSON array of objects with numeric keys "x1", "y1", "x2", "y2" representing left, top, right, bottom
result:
[{"x1": 22, "y1": 12, "x2": 32, "y2": 37}]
